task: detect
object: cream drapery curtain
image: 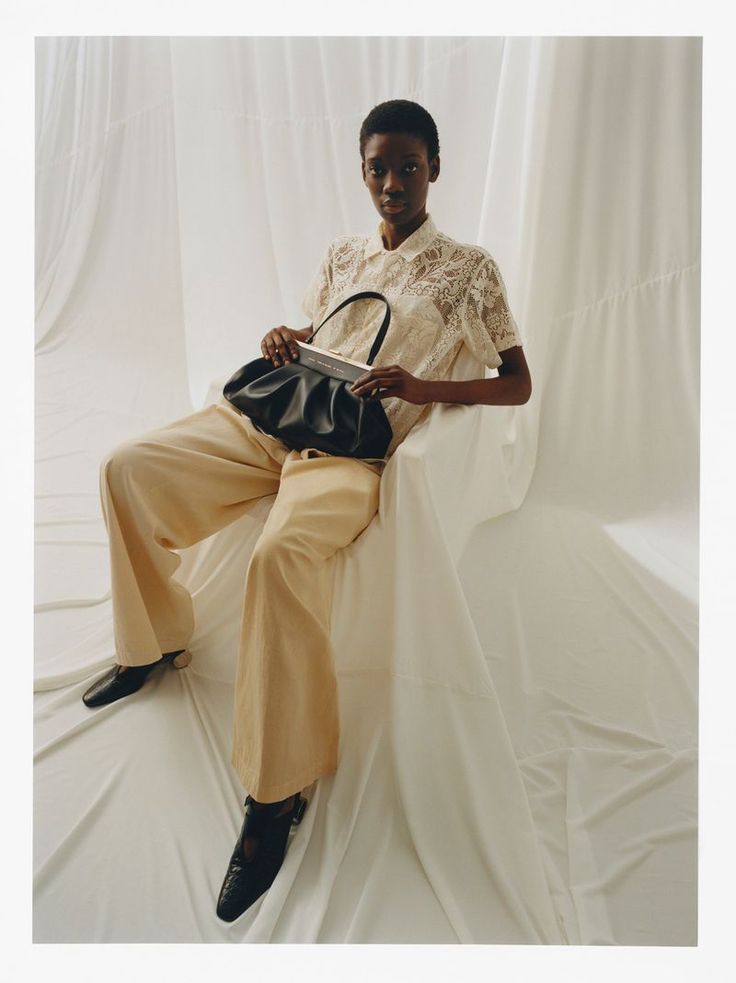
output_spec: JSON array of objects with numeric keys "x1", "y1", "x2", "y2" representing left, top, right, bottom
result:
[{"x1": 34, "y1": 36, "x2": 699, "y2": 944}]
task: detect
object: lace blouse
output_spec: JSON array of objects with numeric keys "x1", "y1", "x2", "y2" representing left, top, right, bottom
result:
[{"x1": 300, "y1": 212, "x2": 523, "y2": 466}]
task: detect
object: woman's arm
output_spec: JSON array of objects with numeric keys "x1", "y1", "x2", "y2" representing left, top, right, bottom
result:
[
  {"x1": 350, "y1": 345, "x2": 532, "y2": 406},
  {"x1": 420, "y1": 345, "x2": 532, "y2": 406}
]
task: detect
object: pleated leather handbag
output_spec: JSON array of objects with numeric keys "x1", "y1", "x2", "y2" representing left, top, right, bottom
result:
[{"x1": 222, "y1": 290, "x2": 394, "y2": 459}]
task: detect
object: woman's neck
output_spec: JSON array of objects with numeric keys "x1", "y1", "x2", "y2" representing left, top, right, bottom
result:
[{"x1": 380, "y1": 211, "x2": 428, "y2": 251}]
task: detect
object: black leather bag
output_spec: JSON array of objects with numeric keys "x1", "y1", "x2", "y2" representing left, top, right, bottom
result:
[{"x1": 222, "y1": 290, "x2": 393, "y2": 459}]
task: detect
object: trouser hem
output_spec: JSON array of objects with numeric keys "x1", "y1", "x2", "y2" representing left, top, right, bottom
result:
[
  {"x1": 116, "y1": 642, "x2": 191, "y2": 667},
  {"x1": 231, "y1": 753, "x2": 338, "y2": 803}
]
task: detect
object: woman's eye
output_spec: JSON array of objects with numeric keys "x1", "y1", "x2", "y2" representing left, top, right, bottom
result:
[{"x1": 369, "y1": 164, "x2": 418, "y2": 176}]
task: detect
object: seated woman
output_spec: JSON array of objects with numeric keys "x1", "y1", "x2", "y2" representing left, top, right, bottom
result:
[{"x1": 81, "y1": 97, "x2": 532, "y2": 923}]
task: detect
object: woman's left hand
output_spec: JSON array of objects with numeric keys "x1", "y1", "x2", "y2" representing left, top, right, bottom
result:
[{"x1": 349, "y1": 365, "x2": 428, "y2": 405}]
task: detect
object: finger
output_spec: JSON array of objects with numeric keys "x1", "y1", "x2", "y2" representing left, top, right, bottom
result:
[
  {"x1": 350, "y1": 381, "x2": 373, "y2": 395},
  {"x1": 359, "y1": 381, "x2": 387, "y2": 399},
  {"x1": 350, "y1": 371, "x2": 379, "y2": 390},
  {"x1": 269, "y1": 333, "x2": 286, "y2": 363},
  {"x1": 273, "y1": 329, "x2": 297, "y2": 363},
  {"x1": 262, "y1": 336, "x2": 278, "y2": 362},
  {"x1": 265, "y1": 340, "x2": 288, "y2": 365},
  {"x1": 276, "y1": 326, "x2": 300, "y2": 359}
]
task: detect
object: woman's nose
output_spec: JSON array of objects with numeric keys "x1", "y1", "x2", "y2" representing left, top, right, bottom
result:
[{"x1": 383, "y1": 172, "x2": 404, "y2": 193}]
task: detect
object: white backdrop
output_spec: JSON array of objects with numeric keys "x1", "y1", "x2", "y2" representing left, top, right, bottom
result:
[{"x1": 33, "y1": 36, "x2": 700, "y2": 944}]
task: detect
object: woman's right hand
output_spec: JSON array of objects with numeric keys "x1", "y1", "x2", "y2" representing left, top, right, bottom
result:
[{"x1": 260, "y1": 325, "x2": 310, "y2": 366}]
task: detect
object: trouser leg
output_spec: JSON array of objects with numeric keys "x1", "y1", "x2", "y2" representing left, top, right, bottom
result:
[
  {"x1": 99, "y1": 398, "x2": 290, "y2": 665},
  {"x1": 230, "y1": 451, "x2": 381, "y2": 803}
]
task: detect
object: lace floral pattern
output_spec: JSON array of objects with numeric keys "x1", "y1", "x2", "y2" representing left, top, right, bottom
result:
[{"x1": 300, "y1": 214, "x2": 522, "y2": 462}]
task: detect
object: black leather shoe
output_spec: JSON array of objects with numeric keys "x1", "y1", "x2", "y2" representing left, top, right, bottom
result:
[
  {"x1": 81, "y1": 650, "x2": 188, "y2": 708},
  {"x1": 215, "y1": 792, "x2": 306, "y2": 923}
]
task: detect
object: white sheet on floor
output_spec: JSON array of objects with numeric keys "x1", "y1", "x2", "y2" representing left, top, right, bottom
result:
[{"x1": 33, "y1": 36, "x2": 699, "y2": 944}]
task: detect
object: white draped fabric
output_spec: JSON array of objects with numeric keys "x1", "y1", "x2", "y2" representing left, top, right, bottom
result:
[{"x1": 33, "y1": 36, "x2": 699, "y2": 944}]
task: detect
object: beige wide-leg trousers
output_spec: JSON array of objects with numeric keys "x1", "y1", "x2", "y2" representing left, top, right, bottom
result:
[{"x1": 99, "y1": 395, "x2": 382, "y2": 803}]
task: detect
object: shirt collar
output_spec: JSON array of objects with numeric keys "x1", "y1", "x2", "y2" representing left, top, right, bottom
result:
[{"x1": 362, "y1": 212, "x2": 438, "y2": 262}]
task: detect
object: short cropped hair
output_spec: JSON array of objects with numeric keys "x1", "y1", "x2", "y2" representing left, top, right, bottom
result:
[{"x1": 359, "y1": 99, "x2": 440, "y2": 162}]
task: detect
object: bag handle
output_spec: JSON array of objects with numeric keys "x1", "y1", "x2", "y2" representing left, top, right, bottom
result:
[{"x1": 305, "y1": 291, "x2": 391, "y2": 366}]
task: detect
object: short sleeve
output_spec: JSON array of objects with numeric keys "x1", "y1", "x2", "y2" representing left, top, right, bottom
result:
[
  {"x1": 300, "y1": 241, "x2": 334, "y2": 328},
  {"x1": 460, "y1": 254, "x2": 523, "y2": 368}
]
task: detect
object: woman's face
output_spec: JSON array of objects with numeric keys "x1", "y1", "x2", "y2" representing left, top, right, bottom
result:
[{"x1": 361, "y1": 132, "x2": 439, "y2": 230}]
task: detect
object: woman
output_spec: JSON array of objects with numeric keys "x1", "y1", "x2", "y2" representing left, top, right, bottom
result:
[{"x1": 81, "y1": 98, "x2": 532, "y2": 923}]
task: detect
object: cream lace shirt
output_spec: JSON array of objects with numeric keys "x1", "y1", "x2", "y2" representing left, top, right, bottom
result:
[{"x1": 300, "y1": 212, "x2": 523, "y2": 469}]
